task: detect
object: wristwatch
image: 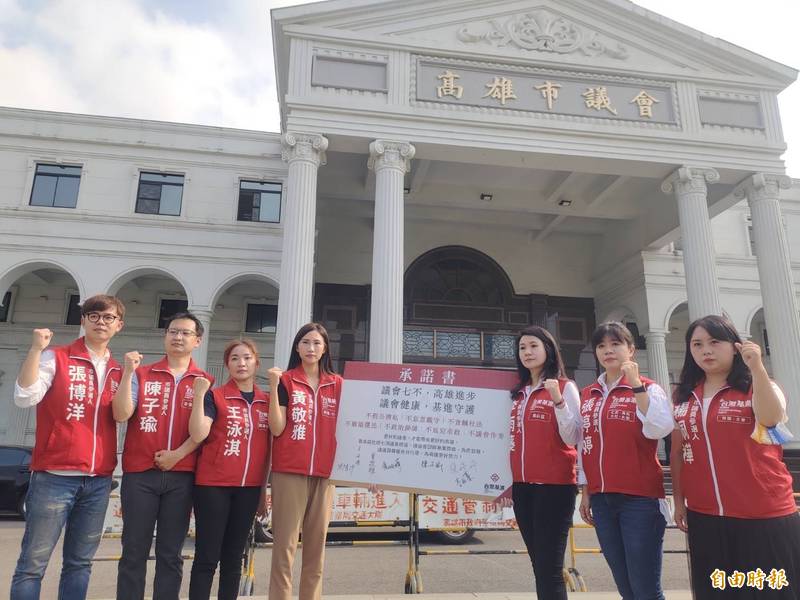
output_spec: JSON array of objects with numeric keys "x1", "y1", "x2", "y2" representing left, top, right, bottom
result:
[{"x1": 631, "y1": 384, "x2": 647, "y2": 393}]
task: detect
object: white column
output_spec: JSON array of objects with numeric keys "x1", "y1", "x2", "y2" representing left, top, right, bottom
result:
[
  {"x1": 644, "y1": 330, "x2": 671, "y2": 393},
  {"x1": 274, "y1": 132, "x2": 328, "y2": 368},
  {"x1": 645, "y1": 330, "x2": 672, "y2": 461},
  {"x1": 661, "y1": 167, "x2": 723, "y2": 321},
  {"x1": 367, "y1": 140, "x2": 415, "y2": 363},
  {"x1": 734, "y1": 173, "x2": 800, "y2": 443},
  {"x1": 191, "y1": 308, "x2": 213, "y2": 371}
]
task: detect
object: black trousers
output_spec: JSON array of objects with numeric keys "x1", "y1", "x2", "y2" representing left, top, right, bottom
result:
[
  {"x1": 188, "y1": 485, "x2": 260, "y2": 600},
  {"x1": 117, "y1": 469, "x2": 194, "y2": 600},
  {"x1": 512, "y1": 482, "x2": 577, "y2": 600},
  {"x1": 687, "y1": 509, "x2": 800, "y2": 599}
]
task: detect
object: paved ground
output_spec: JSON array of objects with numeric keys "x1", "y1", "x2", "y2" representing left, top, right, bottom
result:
[{"x1": 0, "y1": 518, "x2": 691, "y2": 598}]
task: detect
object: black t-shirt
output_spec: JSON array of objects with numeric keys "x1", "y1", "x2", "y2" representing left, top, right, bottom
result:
[
  {"x1": 203, "y1": 389, "x2": 256, "y2": 421},
  {"x1": 277, "y1": 382, "x2": 289, "y2": 407}
]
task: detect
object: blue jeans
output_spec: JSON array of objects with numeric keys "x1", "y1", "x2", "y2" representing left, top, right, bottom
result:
[
  {"x1": 590, "y1": 493, "x2": 666, "y2": 600},
  {"x1": 10, "y1": 471, "x2": 112, "y2": 600}
]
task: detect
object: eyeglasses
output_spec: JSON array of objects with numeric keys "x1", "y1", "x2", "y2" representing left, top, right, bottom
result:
[
  {"x1": 167, "y1": 328, "x2": 198, "y2": 338},
  {"x1": 85, "y1": 312, "x2": 120, "y2": 324}
]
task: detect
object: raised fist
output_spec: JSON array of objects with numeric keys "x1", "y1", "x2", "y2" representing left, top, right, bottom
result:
[
  {"x1": 543, "y1": 378, "x2": 562, "y2": 404},
  {"x1": 31, "y1": 329, "x2": 54, "y2": 352},
  {"x1": 735, "y1": 341, "x2": 763, "y2": 370},
  {"x1": 621, "y1": 361, "x2": 642, "y2": 387},
  {"x1": 123, "y1": 351, "x2": 143, "y2": 373},
  {"x1": 193, "y1": 376, "x2": 212, "y2": 398},
  {"x1": 267, "y1": 367, "x2": 283, "y2": 387}
]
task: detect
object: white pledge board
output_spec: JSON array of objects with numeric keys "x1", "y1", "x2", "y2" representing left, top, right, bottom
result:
[{"x1": 330, "y1": 362, "x2": 517, "y2": 500}]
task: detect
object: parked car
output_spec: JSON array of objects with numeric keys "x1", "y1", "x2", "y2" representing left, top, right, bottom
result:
[{"x1": 0, "y1": 446, "x2": 32, "y2": 518}]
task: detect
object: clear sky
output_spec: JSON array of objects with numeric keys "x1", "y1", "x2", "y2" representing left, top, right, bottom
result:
[{"x1": 0, "y1": 0, "x2": 797, "y2": 176}]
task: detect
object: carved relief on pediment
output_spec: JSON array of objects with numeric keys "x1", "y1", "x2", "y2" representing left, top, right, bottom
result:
[{"x1": 456, "y1": 9, "x2": 628, "y2": 60}]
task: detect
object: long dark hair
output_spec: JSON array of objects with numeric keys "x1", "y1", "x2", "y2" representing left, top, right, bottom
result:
[
  {"x1": 287, "y1": 322, "x2": 335, "y2": 375},
  {"x1": 511, "y1": 326, "x2": 566, "y2": 396},
  {"x1": 674, "y1": 314, "x2": 751, "y2": 404}
]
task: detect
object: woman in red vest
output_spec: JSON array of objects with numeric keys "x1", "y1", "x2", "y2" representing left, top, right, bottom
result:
[
  {"x1": 267, "y1": 322, "x2": 343, "y2": 600},
  {"x1": 578, "y1": 321, "x2": 673, "y2": 600},
  {"x1": 671, "y1": 314, "x2": 800, "y2": 599},
  {"x1": 507, "y1": 325, "x2": 580, "y2": 600},
  {"x1": 187, "y1": 339, "x2": 270, "y2": 600}
]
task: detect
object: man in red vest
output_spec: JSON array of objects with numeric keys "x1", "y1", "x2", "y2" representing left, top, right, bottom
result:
[
  {"x1": 10, "y1": 294, "x2": 125, "y2": 600},
  {"x1": 112, "y1": 311, "x2": 212, "y2": 600}
]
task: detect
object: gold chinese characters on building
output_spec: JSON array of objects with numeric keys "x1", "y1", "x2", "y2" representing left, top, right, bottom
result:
[
  {"x1": 436, "y1": 70, "x2": 463, "y2": 99},
  {"x1": 482, "y1": 77, "x2": 517, "y2": 105},
  {"x1": 630, "y1": 90, "x2": 659, "y2": 118},
  {"x1": 535, "y1": 81, "x2": 561, "y2": 111},
  {"x1": 426, "y1": 66, "x2": 669, "y2": 122},
  {"x1": 582, "y1": 86, "x2": 617, "y2": 115}
]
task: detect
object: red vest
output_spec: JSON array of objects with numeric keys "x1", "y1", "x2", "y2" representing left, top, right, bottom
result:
[
  {"x1": 30, "y1": 338, "x2": 121, "y2": 476},
  {"x1": 674, "y1": 383, "x2": 796, "y2": 519},
  {"x1": 195, "y1": 380, "x2": 270, "y2": 487},
  {"x1": 580, "y1": 376, "x2": 664, "y2": 498},
  {"x1": 122, "y1": 357, "x2": 213, "y2": 473},
  {"x1": 510, "y1": 379, "x2": 577, "y2": 485},
  {"x1": 271, "y1": 366, "x2": 342, "y2": 478}
]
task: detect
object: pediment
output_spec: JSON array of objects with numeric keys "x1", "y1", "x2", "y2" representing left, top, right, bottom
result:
[
  {"x1": 273, "y1": 0, "x2": 796, "y2": 87},
  {"x1": 391, "y1": 6, "x2": 677, "y2": 75},
  {"x1": 454, "y1": 9, "x2": 630, "y2": 61}
]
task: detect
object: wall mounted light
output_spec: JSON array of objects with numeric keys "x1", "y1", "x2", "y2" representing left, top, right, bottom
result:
[
  {"x1": 480, "y1": 193, "x2": 493, "y2": 202},
  {"x1": 558, "y1": 198, "x2": 572, "y2": 207}
]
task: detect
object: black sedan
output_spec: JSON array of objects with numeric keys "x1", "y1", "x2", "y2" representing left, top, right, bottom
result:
[{"x1": 0, "y1": 445, "x2": 32, "y2": 518}]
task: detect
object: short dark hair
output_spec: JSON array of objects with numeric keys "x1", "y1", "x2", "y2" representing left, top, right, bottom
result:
[
  {"x1": 591, "y1": 321, "x2": 635, "y2": 350},
  {"x1": 81, "y1": 294, "x2": 126, "y2": 319},
  {"x1": 287, "y1": 322, "x2": 335, "y2": 375},
  {"x1": 674, "y1": 314, "x2": 751, "y2": 404},
  {"x1": 165, "y1": 311, "x2": 204, "y2": 337},
  {"x1": 511, "y1": 325, "x2": 566, "y2": 396}
]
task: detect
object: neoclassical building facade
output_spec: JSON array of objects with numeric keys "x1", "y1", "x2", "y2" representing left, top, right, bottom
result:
[{"x1": 1, "y1": 0, "x2": 799, "y2": 448}]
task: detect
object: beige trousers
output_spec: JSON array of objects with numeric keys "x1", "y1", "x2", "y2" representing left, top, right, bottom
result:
[{"x1": 268, "y1": 471, "x2": 334, "y2": 600}]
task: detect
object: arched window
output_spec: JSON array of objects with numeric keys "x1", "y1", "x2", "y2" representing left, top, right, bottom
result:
[
  {"x1": 408, "y1": 257, "x2": 509, "y2": 305},
  {"x1": 403, "y1": 247, "x2": 524, "y2": 365},
  {"x1": 405, "y1": 246, "x2": 519, "y2": 325}
]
